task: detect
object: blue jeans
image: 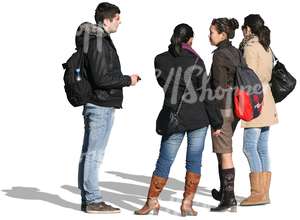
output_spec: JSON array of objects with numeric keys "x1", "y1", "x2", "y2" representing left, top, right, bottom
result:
[
  {"x1": 243, "y1": 127, "x2": 270, "y2": 172},
  {"x1": 78, "y1": 103, "x2": 115, "y2": 205},
  {"x1": 153, "y1": 127, "x2": 208, "y2": 178}
]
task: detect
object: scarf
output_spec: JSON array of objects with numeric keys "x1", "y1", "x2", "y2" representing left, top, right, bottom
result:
[
  {"x1": 181, "y1": 43, "x2": 200, "y2": 58},
  {"x1": 239, "y1": 34, "x2": 257, "y2": 51}
]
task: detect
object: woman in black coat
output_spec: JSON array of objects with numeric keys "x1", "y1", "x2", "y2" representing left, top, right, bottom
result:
[{"x1": 135, "y1": 24, "x2": 223, "y2": 216}]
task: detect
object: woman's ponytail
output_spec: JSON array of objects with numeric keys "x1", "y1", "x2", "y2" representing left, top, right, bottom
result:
[
  {"x1": 168, "y1": 23, "x2": 194, "y2": 57},
  {"x1": 258, "y1": 25, "x2": 271, "y2": 51}
]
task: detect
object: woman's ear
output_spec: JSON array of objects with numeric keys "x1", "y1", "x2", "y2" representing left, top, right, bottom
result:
[
  {"x1": 187, "y1": 37, "x2": 193, "y2": 46},
  {"x1": 221, "y1": 32, "x2": 227, "y2": 41}
]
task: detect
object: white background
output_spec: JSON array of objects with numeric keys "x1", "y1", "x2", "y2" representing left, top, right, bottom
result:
[{"x1": 0, "y1": 0, "x2": 299, "y2": 219}]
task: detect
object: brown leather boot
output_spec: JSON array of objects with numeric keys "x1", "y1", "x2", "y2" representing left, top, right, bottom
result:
[
  {"x1": 134, "y1": 175, "x2": 167, "y2": 215},
  {"x1": 262, "y1": 171, "x2": 271, "y2": 204},
  {"x1": 180, "y1": 172, "x2": 200, "y2": 216},
  {"x1": 240, "y1": 172, "x2": 268, "y2": 206}
]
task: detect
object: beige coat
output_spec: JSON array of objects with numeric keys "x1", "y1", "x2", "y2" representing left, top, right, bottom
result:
[{"x1": 241, "y1": 36, "x2": 279, "y2": 128}]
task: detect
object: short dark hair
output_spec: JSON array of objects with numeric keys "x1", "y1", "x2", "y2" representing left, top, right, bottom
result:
[{"x1": 94, "y1": 2, "x2": 120, "y2": 24}]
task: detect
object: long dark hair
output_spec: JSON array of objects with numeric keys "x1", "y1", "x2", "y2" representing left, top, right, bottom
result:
[
  {"x1": 243, "y1": 14, "x2": 270, "y2": 51},
  {"x1": 211, "y1": 18, "x2": 239, "y2": 39},
  {"x1": 168, "y1": 23, "x2": 194, "y2": 57}
]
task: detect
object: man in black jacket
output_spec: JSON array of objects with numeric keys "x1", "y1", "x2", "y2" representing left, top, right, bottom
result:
[{"x1": 78, "y1": 2, "x2": 140, "y2": 214}]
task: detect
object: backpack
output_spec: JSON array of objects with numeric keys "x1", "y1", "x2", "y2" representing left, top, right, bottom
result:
[
  {"x1": 62, "y1": 47, "x2": 92, "y2": 107},
  {"x1": 221, "y1": 49, "x2": 264, "y2": 121}
]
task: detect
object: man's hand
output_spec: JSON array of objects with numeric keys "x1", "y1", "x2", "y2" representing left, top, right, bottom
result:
[{"x1": 130, "y1": 74, "x2": 141, "y2": 86}]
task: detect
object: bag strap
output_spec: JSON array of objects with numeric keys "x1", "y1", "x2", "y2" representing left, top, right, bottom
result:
[
  {"x1": 175, "y1": 57, "x2": 199, "y2": 115},
  {"x1": 206, "y1": 49, "x2": 242, "y2": 88},
  {"x1": 219, "y1": 47, "x2": 245, "y2": 67},
  {"x1": 269, "y1": 47, "x2": 278, "y2": 62},
  {"x1": 76, "y1": 47, "x2": 90, "y2": 79}
]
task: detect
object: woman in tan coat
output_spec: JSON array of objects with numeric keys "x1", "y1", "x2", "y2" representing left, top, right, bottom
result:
[{"x1": 239, "y1": 14, "x2": 278, "y2": 206}]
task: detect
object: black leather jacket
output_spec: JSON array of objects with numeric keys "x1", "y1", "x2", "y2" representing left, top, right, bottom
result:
[{"x1": 76, "y1": 23, "x2": 131, "y2": 108}]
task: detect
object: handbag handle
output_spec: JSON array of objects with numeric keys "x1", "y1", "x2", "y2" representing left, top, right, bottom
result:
[{"x1": 175, "y1": 57, "x2": 199, "y2": 115}]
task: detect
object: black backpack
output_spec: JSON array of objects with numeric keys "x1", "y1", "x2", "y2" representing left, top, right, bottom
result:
[{"x1": 62, "y1": 48, "x2": 92, "y2": 107}]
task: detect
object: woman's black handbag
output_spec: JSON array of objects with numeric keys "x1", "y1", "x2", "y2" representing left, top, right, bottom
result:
[
  {"x1": 270, "y1": 49, "x2": 296, "y2": 103},
  {"x1": 156, "y1": 57, "x2": 199, "y2": 136},
  {"x1": 156, "y1": 105, "x2": 183, "y2": 136}
]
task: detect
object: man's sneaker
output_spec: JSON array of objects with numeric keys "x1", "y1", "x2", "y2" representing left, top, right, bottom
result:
[{"x1": 84, "y1": 202, "x2": 121, "y2": 214}]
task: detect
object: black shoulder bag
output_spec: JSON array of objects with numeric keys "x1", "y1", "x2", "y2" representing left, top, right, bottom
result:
[{"x1": 270, "y1": 49, "x2": 296, "y2": 103}]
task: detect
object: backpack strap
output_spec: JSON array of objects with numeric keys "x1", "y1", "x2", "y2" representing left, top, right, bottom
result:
[{"x1": 219, "y1": 47, "x2": 245, "y2": 67}]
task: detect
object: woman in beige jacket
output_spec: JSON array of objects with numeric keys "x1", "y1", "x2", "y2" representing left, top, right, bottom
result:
[{"x1": 239, "y1": 14, "x2": 278, "y2": 206}]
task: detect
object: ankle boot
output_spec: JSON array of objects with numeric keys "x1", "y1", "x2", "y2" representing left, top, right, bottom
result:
[
  {"x1": 211, "y1": 164, "x2": 223, "y2": 201},
  {"x1": 262, "y1": 171, "x2": 271, "y2": 204},
  {"x1": 240, "y1": 172, "x2": 268, "y2": 206},
  {"x1": 134, "y1": 175, "x2": 167, "y2": 215},
  {"x1": 180, "y1": 172, "x2": 200, "y2": 216},
  {"x1": 211, "y1": 168, "x2": 237, "y2": 212}
]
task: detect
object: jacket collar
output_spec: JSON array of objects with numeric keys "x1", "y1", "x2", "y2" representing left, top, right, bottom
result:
[
  {"x1": 97, "y1": 22, "x2": 110, "y2": 36},
  {"x1": 213, "y1": 40, "x2": 232, "y2": 53}
]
